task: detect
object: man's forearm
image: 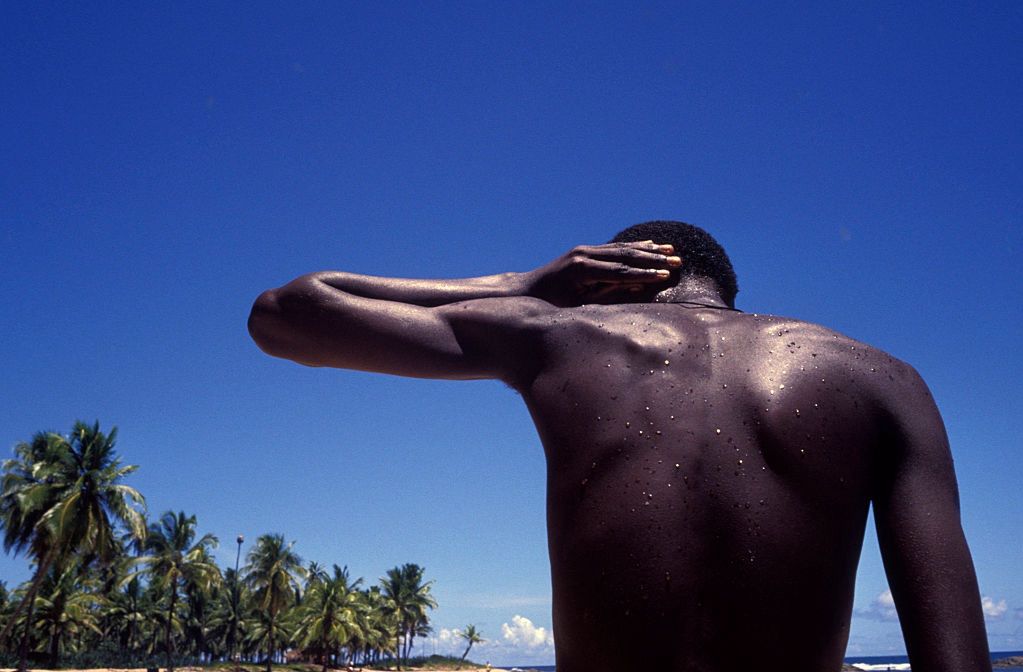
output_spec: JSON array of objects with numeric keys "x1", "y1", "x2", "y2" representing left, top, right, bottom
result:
[{"x1": 311, "y1": 271, "x2": 534, "y2": 307}]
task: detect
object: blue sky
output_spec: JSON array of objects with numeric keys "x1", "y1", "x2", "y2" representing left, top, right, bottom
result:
[{"x1": 2, "y1": 1, "x2": 1021, "y2": 665}]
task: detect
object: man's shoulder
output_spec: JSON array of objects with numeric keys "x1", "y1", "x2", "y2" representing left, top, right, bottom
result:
[{"x1": 738, "y1": 312, "x2": 926, "y2": 394}]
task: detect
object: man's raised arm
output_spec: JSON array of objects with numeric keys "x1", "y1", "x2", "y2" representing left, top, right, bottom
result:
[
  {"x1": 873, "y1": 363, "x2": 991, "y2": 672},
  {"x1": 247, "y1": 241, "x2": 680, "y2": 380}
]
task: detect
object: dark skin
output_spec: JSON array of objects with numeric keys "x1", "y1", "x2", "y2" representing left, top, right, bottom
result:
[{"x1": 249, "y1": 241, "x2": 991, "y2": 672}]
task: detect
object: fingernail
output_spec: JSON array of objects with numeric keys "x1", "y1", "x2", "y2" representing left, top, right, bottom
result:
[
  {"x1": 629, "y1": 285, "x2": 642, "y2": 292},
  {"x1": 667, "y1": 256, "x2": 681, "y2": 266},
  {"x1": 659, "y1": 245, "x2": 674, "y2": 253},
  {"x1": 655, "y1": 269, "x2": 671, "y2": 277}
]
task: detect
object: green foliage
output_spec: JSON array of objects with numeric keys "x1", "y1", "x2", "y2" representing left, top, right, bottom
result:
[{"x1": 0, "y1": 422, "x2": 441, "y2": 669}]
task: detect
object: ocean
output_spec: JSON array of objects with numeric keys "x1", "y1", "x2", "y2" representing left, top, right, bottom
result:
[{"x1": 506, "y1": 649, "x2": 1023, "y2": 671}]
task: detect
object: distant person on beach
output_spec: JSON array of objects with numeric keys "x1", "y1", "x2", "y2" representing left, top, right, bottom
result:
[{"x1": 249, "y1": 221, "x2": 991, "y2": 672}]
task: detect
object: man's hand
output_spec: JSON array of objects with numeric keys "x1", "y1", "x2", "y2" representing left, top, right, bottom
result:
[{"x1": 523, "y1": 241, "x2": 681, "y2": 307}]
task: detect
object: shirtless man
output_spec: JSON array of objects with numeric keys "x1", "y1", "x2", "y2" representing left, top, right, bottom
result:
[{"x1": 248, "y1": 221, "x2": 991, "y2": 672}]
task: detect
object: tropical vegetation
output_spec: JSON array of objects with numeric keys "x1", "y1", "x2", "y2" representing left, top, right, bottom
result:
[{"x1": 0, "y1": 422, "x2": 462, "y2": 671}]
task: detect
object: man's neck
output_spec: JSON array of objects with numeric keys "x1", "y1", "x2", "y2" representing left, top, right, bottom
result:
[{"x1": 652, "y1": 277, "x2": 731, "y2": 309}]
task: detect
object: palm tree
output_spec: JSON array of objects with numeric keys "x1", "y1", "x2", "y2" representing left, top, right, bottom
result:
[
  {"x1": 380, "y1": 563, "x2": 436, "y2": 669},
  {"x1": 456, "y1": 624, "x2": 483, "y2": 669},
  {"x1": 143, "y1": 510, "x2": 220, "y2": 672},
  {"x1": 0, "y1": 422, "x2": 146, "y2": 672},
  {"x1": 210, "y1": 567, "x2": 247, "y2": 663},
  {"x1": 295, "y1": 565, "x2": 364, "y2": 672},
  {"x1": 183, "y1": 544, "x2": 220, "y2": 661},
  {"x1": 243, "y1": 533, "x2": 304, "y2": 672},
  {"x1": 32, "y1": 562, "x2": 101, "y2": 667},
  {"x1": 0, "y1": 431, "x2": 65, "y2": 666},
  {"x1": 350, "y1": 586, "x2": 394, "y2": 668},
  {"x1": 105, "y1": 576, "x2": 147, "y2": 654}
]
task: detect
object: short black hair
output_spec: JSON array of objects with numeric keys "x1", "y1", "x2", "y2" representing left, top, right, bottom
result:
[{"x1": 611, "y1": 220, "x2": 738, "y2": 308}]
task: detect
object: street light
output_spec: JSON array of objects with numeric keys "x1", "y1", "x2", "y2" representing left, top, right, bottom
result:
[{"x1": 231, "y1": 534, "x2": 244, "y2": 670}]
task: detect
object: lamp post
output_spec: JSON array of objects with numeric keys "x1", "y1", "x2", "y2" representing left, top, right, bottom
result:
[{"x1": 231, "y1": 534, "x2": 244, "y2": 670}]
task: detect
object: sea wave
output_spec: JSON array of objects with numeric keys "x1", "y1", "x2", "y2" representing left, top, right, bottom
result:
[{"x1": 851, "y1": 665, "x2": 911, "y2": 671}]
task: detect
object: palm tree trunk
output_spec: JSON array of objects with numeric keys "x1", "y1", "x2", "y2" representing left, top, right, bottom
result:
[
  {"x1": 48, "y1": 624, "x2": 61, "y2": 668},
  {"x1": 166, "y1": 586, "x2": 177, "y2": 672},
  {"x1": 128, "y1": 593, "x2": 137, "y2": 652},
  {"x1": 16, "y1": 589, "x2": 38, "y2": 672},
  {"x1": 395, "y1": 633, "x2": 401, "y2": 671},
  {"x1": 10, "y1": 549, "x2": 57, "y2": 672},
  {"x1": 265, "y1": 614, "x2": 274, "y2": 672}
]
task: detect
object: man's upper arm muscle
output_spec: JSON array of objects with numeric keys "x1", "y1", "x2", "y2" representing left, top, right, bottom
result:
[
  {"x1": 248, "y1": 274, "x2": 549, "y2": 382},
  {"x1": 872, "y1": 363, "x2": 990, "y2": 671}
]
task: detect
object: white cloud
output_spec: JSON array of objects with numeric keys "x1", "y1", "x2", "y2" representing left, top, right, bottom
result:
[
  {"x1": 501, "y1": 614, "x2": 554, "y2": 649},
  {"x1": 423, "y1": 615, "x2": 556, "y2": 666},
  {"x1": 855, "y1": 589, "x2": 899, "y2": 622},
  {"x1": 435, "y1": 628, "x2": 459, "y2": 647},
  {"x1": 982, "y1": 596, "x2": 1008, "y2": 619}
]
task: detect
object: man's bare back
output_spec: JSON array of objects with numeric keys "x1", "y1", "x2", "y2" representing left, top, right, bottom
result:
[
  {"x1": 527, "y1": 303, "x2": 913, "y2": 670},
  {"x1": 249, "y1": 222, "x2": 990, "y2": 671}
]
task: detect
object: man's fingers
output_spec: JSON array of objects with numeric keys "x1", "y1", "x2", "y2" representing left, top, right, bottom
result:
[
  {"x1": 577, "y1": 260, "x2": 673, "y2": 285},
  {"x1": 574, "y1": 242, "x2": 680, "y2": 270}
]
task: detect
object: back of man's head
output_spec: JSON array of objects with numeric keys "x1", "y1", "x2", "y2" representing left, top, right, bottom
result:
[{"x1": 611, "y1": 220, "x2": 739, "y2": 308}]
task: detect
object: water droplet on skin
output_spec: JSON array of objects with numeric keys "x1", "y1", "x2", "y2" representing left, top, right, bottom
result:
[
  {"x1": 737, "y1": 459, "x2": 743, "y2": 465},
  {"x1": 795, "y1": 409, "x2": 800, "y2": 416},
  {"x1": 664, "y1": 359, "x2": 670, "y2": 365},
  {"x1": 715, "y1": 428, "x2": 722, "y2": 434},
  {"x1": 645, "y1": 406, "x2": 650, "y2": 411},
  {"x1": 626, "y1": 422, "x2": 631, "y2": 428},
  {"x1": 779, "y1": 384, "x2": 785, "y2": 389},
  {"x1": 639, "y1": 430, "x2": 644, "y2": 435},
  {"x1": 674, "y1": 463, "x2": 680, "y2": 469},
  {"x1": 581, "y1": 478, "x2": 588, "y2": 485}
]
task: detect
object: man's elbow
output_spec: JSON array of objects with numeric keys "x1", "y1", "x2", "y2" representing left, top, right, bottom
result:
[{"x1": 248, "y1": 288, "x2": 291, "y2": 359}]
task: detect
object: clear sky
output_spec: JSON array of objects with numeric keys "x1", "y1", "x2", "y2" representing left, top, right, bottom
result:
[{"x1": 2, "y1": 1, "x2": 1021, "y2": 666}]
